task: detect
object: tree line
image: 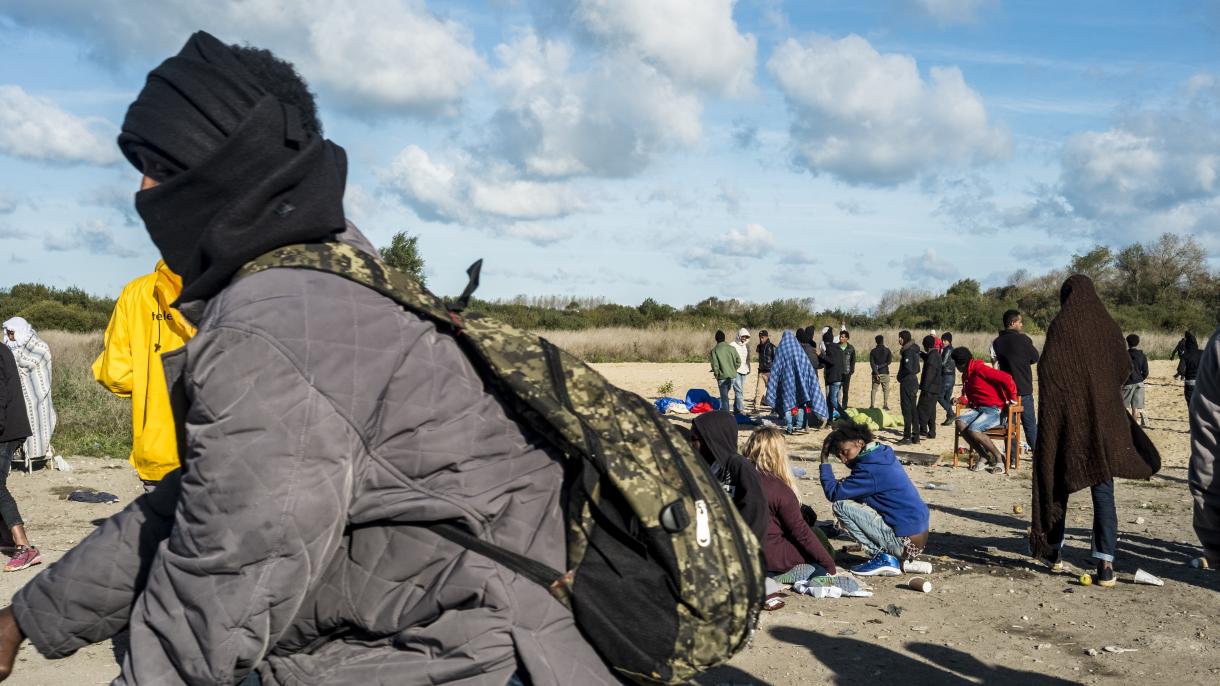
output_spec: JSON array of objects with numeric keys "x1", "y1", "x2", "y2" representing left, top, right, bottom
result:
[{"x1": 2, "y1": 231, "x2": 1213, "y2": 339}]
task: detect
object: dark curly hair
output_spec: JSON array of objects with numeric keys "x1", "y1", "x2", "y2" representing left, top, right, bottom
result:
[
  {"x1": 230, "y1": 43, "x2": 323, "y2": 136},
  {"x1": 821, "y1": 421, "x2": 874, "y2": 458}
]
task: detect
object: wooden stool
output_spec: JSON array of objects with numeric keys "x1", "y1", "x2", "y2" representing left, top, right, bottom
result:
[{"x1": 952, "y1": 402, "x2": 1023, "y2": 474}]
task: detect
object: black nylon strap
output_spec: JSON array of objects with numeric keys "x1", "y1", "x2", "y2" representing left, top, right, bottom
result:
[{"x1": 428, "y1": 522, "x2": 565, "y2": 589}]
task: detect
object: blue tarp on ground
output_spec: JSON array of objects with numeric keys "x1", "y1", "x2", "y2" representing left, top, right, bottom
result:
[
  {"x1": 684, "y1": 388, "x2": 720, "y2": 411},
  {"x1": 653, "y1": 397, "x2": 686, "y2": 413}
]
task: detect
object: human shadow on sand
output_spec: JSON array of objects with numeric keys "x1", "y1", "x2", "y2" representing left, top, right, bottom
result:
[{"x1": 763, "y1": 626, "x2": 1083, "y2": 686}]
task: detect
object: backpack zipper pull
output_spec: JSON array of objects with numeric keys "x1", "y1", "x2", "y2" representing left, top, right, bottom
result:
[{"x1": 695, "y1": 499, "x2": 711, "y2": 547}]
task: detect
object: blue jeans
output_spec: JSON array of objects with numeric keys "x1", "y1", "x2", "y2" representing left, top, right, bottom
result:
[
  {"x1": 1020, "y1": 393, "x2": 1037, "y2": 450},
  {"x1": 733, "y1": 373, "x2": 747, "y2": 414},
  {"x1": 717, "y1": 378, "x2": 733, "y2": 411},
  {"x1": 1048, "y1": 480, "x2": 1117, "y2": 562},
  {"x1": 827, "y1": 382, "x2": 846, "y2": 417},
  {"x1": 938, "y1": 379, "x2": 955, "y2": 415},
  {"x1": 785, "y1": 407, "x2": 805, "y2": 432},
  {"x1": 832, "y1": 500, "x2": 905, "y2": 558},
  {"x1": 958, "y1": 405, "x2": 1002, "y2": 432}
]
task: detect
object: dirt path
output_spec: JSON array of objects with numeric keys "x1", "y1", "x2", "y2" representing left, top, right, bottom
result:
[{"x1": 0, "y1": 360, "x2": 1214, "y2": 685}]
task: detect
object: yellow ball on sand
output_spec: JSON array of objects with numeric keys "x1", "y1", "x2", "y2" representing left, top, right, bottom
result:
[
  {"x1": 1013, "y1": 504, "x2": 1024, "y2": 515},
  {"x1": 1079, "y1": 573, "x2": 1093, "y2": 586}
]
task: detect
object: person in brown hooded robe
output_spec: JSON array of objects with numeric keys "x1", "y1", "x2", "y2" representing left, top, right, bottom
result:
[{"x1": 1030, "y1": 275, "x2": 1161, "y2": 586}]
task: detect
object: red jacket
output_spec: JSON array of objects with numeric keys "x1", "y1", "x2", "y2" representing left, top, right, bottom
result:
[
  {"x1": 758, "y1": 471, "x2": 837, "y2": 574},
  {"x1": 960, "y1": 359, "x2": 1018, "y2": 409}
]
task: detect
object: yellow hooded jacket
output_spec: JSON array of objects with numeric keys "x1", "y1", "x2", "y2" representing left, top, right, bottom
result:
[{"x1": 92, "y1": 261, "x2": 196, "y2": 481}]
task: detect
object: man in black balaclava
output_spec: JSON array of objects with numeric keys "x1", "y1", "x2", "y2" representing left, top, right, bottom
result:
[{"x1": 0, "y1": 32, "x2": 617, "y2": 686}]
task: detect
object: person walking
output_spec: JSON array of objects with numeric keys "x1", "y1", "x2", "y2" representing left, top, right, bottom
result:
[
  {"x1": 0, "y1": 343, "x2": 40, "y2": 573},
  {"x1": 1, "y1": 318, "x2": 55, "y2": 469},
  {"x1": 938, "y1": 332, "x2": 957, "y2": 426},
  {"x1": 753, "y1": 330, "x2": 776, "y2": 409},
  {"x1": 92, "y1": 261, "x2": 197, "y2": 490},
  {"x1": 992, "y1": 309, "x2": 1040, "y2": 453},
  {"x1": 0, "y1": 32, "x2": 620, "y2": 685},
  {"x1": 896, "y1": 330, "x2": 921, "y2": 445},
  {"x1": 1030, "y1": 275, "x2": 1160, "y2": 587},
  {"x1": 1177, "y1": 331, "x2": 1202, "y2": 404},
  {"x1": 839, "y1": 330, "x2": 857, "y2": 410},
  {"x1": 917, "y1": 335, "x2": 943, "y2": 439},
  {"x1": 730, "y1": 328, "x2": 751, "y2": 414},
  {"x1": 1122, "y1": 334, "x2": 1149, "y2": 428},
  {"x1": 870, "y1": 335, "x2": 892, "y2": 410},
  {"x1": 710, "y1": 330, "x2": 741, "y2": 412}
]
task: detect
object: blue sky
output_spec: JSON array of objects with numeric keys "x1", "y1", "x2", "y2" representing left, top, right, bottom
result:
[{"x1": 1, "y1": 0, "x2": 1218, "y2": 310}]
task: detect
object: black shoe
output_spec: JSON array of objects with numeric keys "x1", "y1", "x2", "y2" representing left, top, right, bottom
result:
[
  {"x1": 1096, "y1": 564, "x2": 1116, "y2": 587},
  {"x1": 941, "y1": 417, "x2": 955, "y2": 426}
]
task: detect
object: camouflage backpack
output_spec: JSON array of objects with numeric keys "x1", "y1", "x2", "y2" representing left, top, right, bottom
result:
[{"x1": 237, "y1": 241, "x2": 764, "y2": 685}]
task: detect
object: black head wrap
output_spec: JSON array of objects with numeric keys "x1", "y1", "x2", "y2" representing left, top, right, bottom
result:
[
  {"x1": 120, "y1": 31, "x2": 347, "y2": 304},
  {"x1": 950, "y1": 347, "x2": 972, "y2": 367}
]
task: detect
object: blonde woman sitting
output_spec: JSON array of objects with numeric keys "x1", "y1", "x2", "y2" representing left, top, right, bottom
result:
[{"x1": 744, "y1": 426, "x2": 837, "y2": 583}]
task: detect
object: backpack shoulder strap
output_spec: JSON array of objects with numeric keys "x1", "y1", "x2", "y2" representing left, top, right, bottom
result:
[{"x1": 235, "y1": 241, "x2": 457, "y2": 329}]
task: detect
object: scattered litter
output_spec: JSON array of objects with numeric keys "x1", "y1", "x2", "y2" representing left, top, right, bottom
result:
[
  {"x1": 794, "y1": 576, "x2": 873, "y2": 598},
  {"x1": 1021, "y1": 615, "x2": 1030, "y2": 621},
  {"x1": 1012, "y1": 504, "x2": 1024, "y2": 515},
  {"x1": 903, "y1": 560, "x2": 933, "y2": 574},
  {"x1": 1103, "y1": 646, "x2": 1137, "y2": 654},
  {"x1": 907, "y1": 577, "x2": 932, "y2": 593},
  {"x1": 1133, "y1": 569, "x2": 1164, "y2": 586},
  {"x1": 925, "y1": 482, "x2": 956, "y2": 491},
  {"x1": 910, "y1": 626, "x2": 930, "y2": 633},
  {"x1": 882, "y1": 604, "x2": 904, "y2": 618},
  {"x1": 1134, "y1": 516, "x2": 1146, "y2": 525},
  {"x1": 1035, "y1": 644, "x2": 1050, "y2": 650},
  {"x1": 1085, "y1": 648, "x2": 1100, "y2": 657},
  {"x1": 837, "y1": 629, "x2": 857, "y2": 637},
  {"x1": 1189, "y1": 557, "x2": 1211, "y2": 570}
]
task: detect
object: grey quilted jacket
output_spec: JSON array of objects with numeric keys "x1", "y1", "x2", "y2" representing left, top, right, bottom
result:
[{"x1": 11, "y1": 228, "x2": 618, "y2": 686}]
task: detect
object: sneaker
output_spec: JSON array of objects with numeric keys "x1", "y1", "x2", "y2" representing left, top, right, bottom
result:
[
  {"x1": 988, "y1": 462, "x2": 1007, "y2": 475},
  {"x1": 4, "y1": 545, "x2": 42, "y2": 572},
  {"x1": 969, "y1": 458, "x2": 987, "y2": 472},
  {"x1": 850, "y1": 552, "x2": 903, "y2": 577},
  {"x1": 897, "y1": 437, "x2": 913, "y2": 446},
  {"x1": 1044, "y1": 550, "x2": 1064, "y2": 573},
  {"x1": 1096, "y1": 565, "x2": 1116, "y2": 588}
]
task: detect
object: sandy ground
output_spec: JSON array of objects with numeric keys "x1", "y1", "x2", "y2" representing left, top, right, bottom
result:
[{"x1": 0, "y1": 360, "x2": 1215, "y2": 685}]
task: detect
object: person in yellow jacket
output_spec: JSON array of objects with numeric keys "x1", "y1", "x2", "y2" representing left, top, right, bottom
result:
[{"x1": 92, "y1": 261, "x2": 195, "y2": 488}]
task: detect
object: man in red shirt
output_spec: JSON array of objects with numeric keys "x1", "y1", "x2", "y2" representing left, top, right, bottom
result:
[{"x1": 950, "y1": 347, "x2": 1018, "y2": 474}]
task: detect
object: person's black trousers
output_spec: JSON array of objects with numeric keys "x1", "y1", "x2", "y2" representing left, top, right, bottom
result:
[
  {"x1": 900, "y1": 378, "x2": 919, "y2": 440},
  {"x1": 917, "y1": 390, "x2": 939, "y2": 437}
]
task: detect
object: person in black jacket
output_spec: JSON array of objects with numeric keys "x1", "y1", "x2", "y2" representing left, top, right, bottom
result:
[
  {"x1": 753, "y1": 330, "x2": 777, "y2": 409},
  {"x1": 689, "y1": 411, "x2": 769, "y2": 544},
  {"x1": 1123, "y1": 334, "x2": 1149, "y2": 427},
  {"x1": 897, "y1": 330, "x2": 922, "y2": 444},
  {"x1": 917, "y1": 335, "x2": 944, "y2": 438},
  {"x1": 819, "y1": 328, "x2": 846, "y2": 418},
  {"x1": 992, "y1": 309, "x2": 1040, "y2": 451},
  {"x1": 0, "y1": 343, "x2": 40, "y2": 572},
  {"x1": 938, "y1": 332, "x2": 957, "y2": 425},
  {"x1": 870, "y1": 335, "x2": 892, "y2": 410},
  {"x1": 839, "y1": 330, "x2": 857, "y2": 410},
  {"x1": 1178, "y1": 331, "x2": 1202, "y2": 404}
]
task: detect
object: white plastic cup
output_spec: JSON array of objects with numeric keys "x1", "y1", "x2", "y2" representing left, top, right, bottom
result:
[
  {"x1": 903, "y1": 560, "x2": 933, "y2": 574},
  {"x1": 908, "y1": 577, "x2": 932, "y2": 593},
  {"x1": 1132, "y1": 569, "x2": 1164, "y2": 586}
]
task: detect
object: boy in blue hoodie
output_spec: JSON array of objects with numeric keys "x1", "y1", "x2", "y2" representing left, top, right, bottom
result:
[{"x1": 820, "y1": 423, "x2": 930, "y2": 576}]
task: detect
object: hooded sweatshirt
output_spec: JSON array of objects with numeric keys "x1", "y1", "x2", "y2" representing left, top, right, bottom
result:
[
  {"x1": 1030, "y1": 275, "x2": 1161, "y2": 559},
  {"x1": 730, "y1": 329, "x2": 750, "y2": 375},
  {"x1": 820, "y1": 443, "x2": 929, "y2": 538},
  {"x1": 897, "y1": 340, "x2": 921, "y2": 383},
  {"x1": 959, "y1": 359, "x2": 1017, "y2": 409},
  {"x1": 93, "y1": 261, "x2": 197, "y2": 481},
  {"x1": 2, "y1": 316, "x2": 55, "y2": 460},
  {"x1": 691, "y1": 412, "x2": 769, "y2": 543},
  {"x1": 818, "y1": 330, "x2": 845, "y2": 385}
]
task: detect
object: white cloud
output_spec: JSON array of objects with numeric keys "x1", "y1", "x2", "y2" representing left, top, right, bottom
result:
[
  {"x1": 500, "y1": 223, "x2": 575, "y2": 245},
  {"x1": 381, "y1": 144, "x2": 586, "y2": 226},
  {"x1": 44, "y1": 220, "x2": 140, "y2": 257},
  {"x1": 1010, "y1": 243, "x2": 1063, "y2": 265},
  {"x1": 713, "y1": 223, "x2": 774, "y2": 257},
  {"x1": 564, "y1": 0, "x2": 756, "y2": 96},
  {"x1": 766, "y1": 34, "x2": 1009, "y2": 185},
  {"x1": 0, "y1": 85, "x2": 119, "y2": 166},
  {"x1": 488, "y1": 32, "x2": 701, "y2": 179},
  {"x1": 1, "y1": 0, "x2": 483, "y2": 117},
  {"x1": 910, "y1": 0, "x2": 993, "y2": 25},
  {"x1": 902, "y1": 249, "x2": 958, "y2": 283},
  {"x1": 778, "y1": 250, "x2": 818, "y2": 266},
  {"x1": 716, "y1": 180, "x2": 746, "y2": 214},
  {"x1": 0, "y1": 193, "x2": 17, "y2": 214}
]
